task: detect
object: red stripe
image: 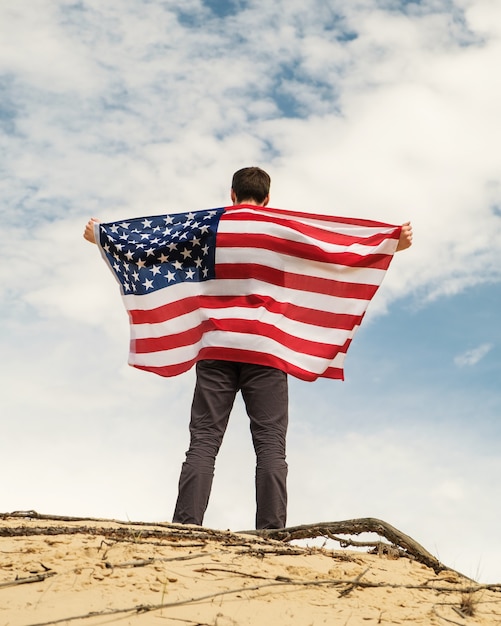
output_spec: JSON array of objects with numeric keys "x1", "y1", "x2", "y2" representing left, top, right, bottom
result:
[
  {"x1": 217, "y1": 233, "x2": 394, "y2": 270},
  {"x1": 222, "y1": 209, "x2": 400, "y2": 247},
  {"x1": 216, "y1": 263, "x2": 379, "y2": 299},
  {"x1": 129, "y1": 293, "x2": 363, "y2": 329},
  {"x1": 133, "y1": 318, "x2": 352, "y2": 357},
  {"x1": 133, "y1": 346, "x2": 346, "y2": 382},
  {"x1": 322, "y1": 366, "x2": 345, "y2": 380},
  {"x1": 133, "y1": 360, "x2": 195, "y2": 378}
]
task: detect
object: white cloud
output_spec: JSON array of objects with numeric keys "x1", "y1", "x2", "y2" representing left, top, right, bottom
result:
[
  {"x1": 431, "y1": 479, "x2": 466, "y2": 502},
  {"x1": 454, "y1": 342, "x2": 493, "y2": 366}
]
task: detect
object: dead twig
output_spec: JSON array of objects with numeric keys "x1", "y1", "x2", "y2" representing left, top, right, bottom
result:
[
  {"x1": 104, "y1": 551, "x2": 215, "y2": 570},
  {"x1": 338, "y1": 567, "x2": 370, "y2": 597},
  {"x1": 432, "y1": 604, "x2": 468, "y2": 626},
  {"x1": 0, "y1": 571, "x2": 57, "y2": 589},
  {"x1": 193, "y1": 566, "x2": 269, "y2": 580}
]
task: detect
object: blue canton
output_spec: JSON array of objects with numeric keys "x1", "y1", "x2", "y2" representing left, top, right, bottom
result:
[{"x1": 98, "y1": 208, "x2": 224, "y2": 295}]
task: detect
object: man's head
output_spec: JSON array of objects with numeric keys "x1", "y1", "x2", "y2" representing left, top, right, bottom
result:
[{"x1": 231, "y1": 167, "x2": 270, "y2": 206}]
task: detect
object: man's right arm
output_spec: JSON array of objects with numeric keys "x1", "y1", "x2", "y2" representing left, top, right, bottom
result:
[
  {"x1": 83, "y1": 217, "x2": 100, "y2": 244},
  {"x1": 396, "y1": 221, "x2": 413, "y2": 252}
]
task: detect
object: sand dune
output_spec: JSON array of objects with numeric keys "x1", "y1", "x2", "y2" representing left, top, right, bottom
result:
[{"x1": 1, "y1": 512, "x2": 499, "y2": 625}]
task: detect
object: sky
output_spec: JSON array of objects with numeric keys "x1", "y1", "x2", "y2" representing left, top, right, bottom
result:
[{"x1": 1, "y1": 0, "x2": 500, "y2": 583}]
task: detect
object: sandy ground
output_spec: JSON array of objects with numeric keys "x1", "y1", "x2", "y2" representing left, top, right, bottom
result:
[{"x1": 1, "y1": 513, "x2": 500, "y2": 626}]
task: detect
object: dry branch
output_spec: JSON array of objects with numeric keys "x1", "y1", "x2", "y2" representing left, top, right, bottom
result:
[
  {"x1": 104, "y1": 551, "x2": 215, "y2": 570},
  {"x1": 0, "y1": 571, "x2": 57, "y2": 589},
  {"x1": 243, "y1": 517, "x2": 447, "y2": 573},
  {"x1": 432, "y1": 605, "x2": 469, "y2": 626},
  {"x1": 338, "y1": 567, "x2": 369, "y2": 597}
]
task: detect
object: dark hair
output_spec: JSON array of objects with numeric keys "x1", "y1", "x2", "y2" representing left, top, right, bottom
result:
[{"x1": 231, "y1": 167, "x2": 271, "y2": 204}]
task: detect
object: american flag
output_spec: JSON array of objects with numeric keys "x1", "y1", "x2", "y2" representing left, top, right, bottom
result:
[{"x1": 95, "y1": 204, "x2": 401, "y2": 381}]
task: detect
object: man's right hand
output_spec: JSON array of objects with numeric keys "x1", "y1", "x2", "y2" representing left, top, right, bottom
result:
[
  {"x1": 396, "y1": 221, "x2": 413, "y2": 252},
  {"x1": 83, "y1": 217, "x2": 100, "y2": 244}
]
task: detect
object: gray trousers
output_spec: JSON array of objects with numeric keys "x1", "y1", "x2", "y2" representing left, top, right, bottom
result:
[{"x1": 172, "y1": 360, "x2": 288, "y2": 529}]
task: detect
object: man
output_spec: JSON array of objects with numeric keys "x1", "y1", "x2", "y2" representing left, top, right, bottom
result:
[
  {"x1": 84, "y1": 166, "x2": 413, "y2": 530},
  {"x1": 172, "y1": 167, "x2": 290, "y2": 530}
]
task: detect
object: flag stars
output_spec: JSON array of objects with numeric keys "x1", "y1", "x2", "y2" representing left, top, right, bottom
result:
[{"x1": 100, "y1": 208, "x2": 221, "y2": 294}]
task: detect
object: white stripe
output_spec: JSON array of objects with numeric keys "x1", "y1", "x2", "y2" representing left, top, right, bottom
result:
[
  {"x1": 216, "y1": 247, "x2": 387, "y2": 284},
  {"x1": 123, "y1": 278, "x2": 372, "y2": 317},
  {"x1": 130, "y1": 304, "x2": 361, "y2": 346},
  {"x1": 129, "y1": 331, "x2": 347, "y2": 375}
]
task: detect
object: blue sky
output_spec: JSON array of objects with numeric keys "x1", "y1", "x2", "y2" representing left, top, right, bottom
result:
[{"x1": 1, "y1": 0, "x2": 500, "y2": 582}]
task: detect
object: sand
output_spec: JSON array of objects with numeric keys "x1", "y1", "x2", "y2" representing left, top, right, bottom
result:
[{"x1": 1, "y1": 512, "x2": 500, "y2": 626}]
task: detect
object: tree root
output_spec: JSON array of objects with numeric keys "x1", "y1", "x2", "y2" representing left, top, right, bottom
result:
[{"x1": 242, "y1": 517, "x2": 448, "y2": 574}]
